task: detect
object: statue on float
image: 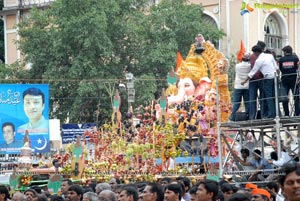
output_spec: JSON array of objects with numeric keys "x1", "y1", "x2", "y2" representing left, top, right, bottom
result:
[
  {"x1": 167, "y1": 34, "x2": 231, "y2": 122},
  {"x1": 161, "y1": 34, "x2": 231, "y2": 167},
  {"x1": 70, "y1": 135, "x2": 85, "y2": 180}
]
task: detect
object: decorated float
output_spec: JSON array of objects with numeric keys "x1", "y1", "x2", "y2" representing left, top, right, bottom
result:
[{"x1": 1, "y1": 34, "x2": 233, "y2": 190}]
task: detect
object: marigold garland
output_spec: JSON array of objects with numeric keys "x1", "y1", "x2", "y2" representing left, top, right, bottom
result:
[{"x1": 20, "y1": 175, "x2": 32, "y2": 186}]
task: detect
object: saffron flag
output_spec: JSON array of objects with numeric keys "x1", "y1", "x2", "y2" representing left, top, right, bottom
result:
[
  {"x1": 237, "y1": 40, "x2": 246, "y2": 62},
  {"x1": 175, "y1": 51, "x2": 183, "y2": 72}
]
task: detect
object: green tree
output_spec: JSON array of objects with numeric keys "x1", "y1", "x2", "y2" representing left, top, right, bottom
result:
[
  {"x1": 16, "y1": 0, "x2": 224, "y2": 125},
  {"x1": 134, "y1": 74, "x2": 157, "y2": 107},
  {"x1": 136, "y1": 0, "x2": 225, "y2": 92},
  {"x1": 18, "y1": 0, "x2": 150, "y2": 125}
]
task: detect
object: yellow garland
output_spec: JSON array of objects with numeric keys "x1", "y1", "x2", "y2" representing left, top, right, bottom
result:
[{"x1": 20, "y1": 175, "x2": 32, "y2": 186}]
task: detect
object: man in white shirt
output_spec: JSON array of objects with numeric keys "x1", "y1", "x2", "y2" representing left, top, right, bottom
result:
[
  {"x1": 242, "y1": 45, "x2": 279, "y2": 118},
  {"x1": 164, "y1": 157, "x2": 175, "y2": 171},
  {"x1": 268, "y1": 143, "x2": 292, "y2": 167},
  {"x1": 229, "y1": 53, "x2": 251, "y2": 121}
]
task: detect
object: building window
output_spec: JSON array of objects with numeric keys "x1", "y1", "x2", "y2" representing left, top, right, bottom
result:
[
  {"x1": 148, "y1": 0, "x2": 158, "y2": 5},
  {"x1": 202, "y1": 14, "x2": 219, "y2": 49},
  {"x1": 264, "y1": 14, "x2": 282, "y2": 57}
]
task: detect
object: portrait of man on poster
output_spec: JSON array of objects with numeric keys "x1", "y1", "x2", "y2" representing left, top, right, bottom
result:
[{"x1": 18, "y1": 87, "x2": 48, "y2": 132}]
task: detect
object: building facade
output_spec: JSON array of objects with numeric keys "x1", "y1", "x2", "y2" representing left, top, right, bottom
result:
[
  {"x1": 1, "y1": 0, "x2": 54, "y2": 64},
  {"x1": 1, "y1": 0, "x2": 300, "y2": 64},
  {"x1": 196, "y1": 0, "x2": 299, "y2": 58}
]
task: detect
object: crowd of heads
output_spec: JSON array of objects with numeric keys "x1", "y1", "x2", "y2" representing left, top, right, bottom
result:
[{"x1": 0, "y1": 163, "x2": 300, "y2": 201}]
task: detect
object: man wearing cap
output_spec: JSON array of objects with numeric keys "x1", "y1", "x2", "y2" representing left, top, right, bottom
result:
[
  {"x1": 229, "y1": 53, "x2": 251, "y2": 121},
  {"x1": 251, "y1": 188, "x2": 271, "y2": 201}
]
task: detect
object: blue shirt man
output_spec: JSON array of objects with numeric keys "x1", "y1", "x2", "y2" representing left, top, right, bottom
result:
[{"x1": 234, "y1": 148, "x2": 273, "y2": 181}]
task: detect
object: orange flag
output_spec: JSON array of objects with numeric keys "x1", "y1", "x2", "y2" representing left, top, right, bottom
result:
[
  {"x1": 237, "y1": 40, "x2": 246, "y2": 62},
  {"x1": 175, "y1": 51, "x2": 184, "y2": 72}
]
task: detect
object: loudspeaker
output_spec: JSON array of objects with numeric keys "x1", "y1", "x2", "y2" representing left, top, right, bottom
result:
[{"x1": 235, "y1": 112, "x2": 248, "y2": 121}]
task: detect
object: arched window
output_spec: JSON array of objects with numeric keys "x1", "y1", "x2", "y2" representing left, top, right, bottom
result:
[
  {"x1": 148, "y1": 0, "x2": 158, "y2": 5},
  {"x1": 264, "y1": 14, "x2": 282, "y2": 57},
  {"x1": 202, "y1": 14, "x2": 219, "y2": 48}
]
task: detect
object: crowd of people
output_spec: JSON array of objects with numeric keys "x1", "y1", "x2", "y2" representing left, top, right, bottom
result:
[
  {"x1": 230, "y1": 41, "x2": 300, "y2": 121},
  {"x1": 0, "y1": 163, "x2": 300, "y2": 201},
  {"x1": 1, "y1": 38, "x2": 299, "y2": 200}
]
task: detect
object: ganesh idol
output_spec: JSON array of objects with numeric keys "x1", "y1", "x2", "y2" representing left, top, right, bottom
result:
[
  {"x1": 167, "y1": 34, "x2": 211, "y2": 104},
  {"x1": 166, "y1": 34, "x2": 231, "y2": 123}
]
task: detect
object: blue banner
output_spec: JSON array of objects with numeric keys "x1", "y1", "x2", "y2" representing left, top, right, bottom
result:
[
  {"x1": 0, "y1": 84, "x2": 50, "y2": 154},
  {"x1": 62, "y1": 123, "x2": 96, "y2": 144}
]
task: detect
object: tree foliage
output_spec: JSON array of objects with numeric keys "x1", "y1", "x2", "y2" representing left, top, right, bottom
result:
[{"x1": 14, "y1": 0, "x2": 225, "y2": 125}]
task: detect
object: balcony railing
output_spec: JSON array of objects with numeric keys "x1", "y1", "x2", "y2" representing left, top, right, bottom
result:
[
  {"x1": 21, "y1": 0, "x2": 55, "y2": 6},
  {"x1": 4, "y1": 0, "x2": 55, "y2": 10}
]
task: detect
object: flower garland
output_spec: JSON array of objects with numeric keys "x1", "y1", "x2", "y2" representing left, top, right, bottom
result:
[{"x1": 20, "y1": 175, "x2": 32, "y2": 186}]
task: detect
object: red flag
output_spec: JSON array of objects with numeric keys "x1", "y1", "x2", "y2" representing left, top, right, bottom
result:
[
  {"x1": 237, "y1": 40, "x2": 246, "y2": 62},
  {"x1": 175, "y1": 51, "x2": 183, "y2": 72}
]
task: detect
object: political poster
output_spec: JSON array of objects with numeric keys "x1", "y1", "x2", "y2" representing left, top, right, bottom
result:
[
  {"x1": 61, "y1": 123, "x2": 96, "y2": 144},
  {"x1": 0, "y1": 84, "x2": 50, "y2": 154}
]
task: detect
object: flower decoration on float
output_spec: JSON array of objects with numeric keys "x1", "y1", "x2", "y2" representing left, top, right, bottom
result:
[{"x1": 20, "y1": 175, "x2": 32, "y2": 186}]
